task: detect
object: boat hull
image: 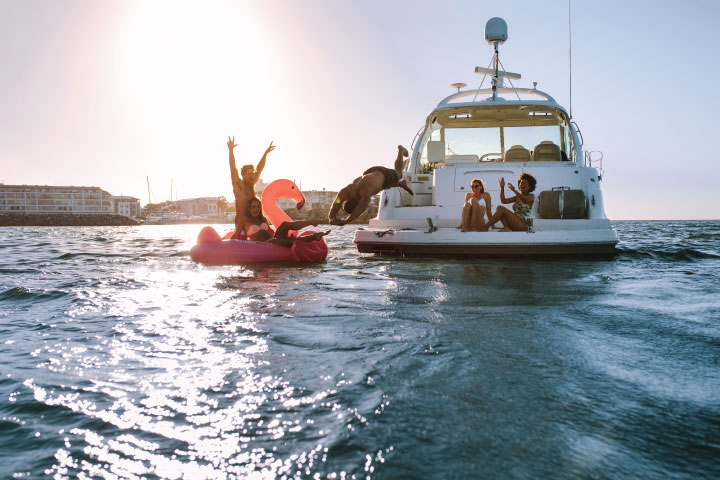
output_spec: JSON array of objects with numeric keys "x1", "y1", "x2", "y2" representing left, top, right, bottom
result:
[{"x1": 354, "y1": 227, "x2": 618, "y2": 257}]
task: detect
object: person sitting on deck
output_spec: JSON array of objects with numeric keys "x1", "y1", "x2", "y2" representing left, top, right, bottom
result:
[
  {"x1": 328, "y1": 145, "x2": 414, "y2": 226},
  {"x1": 227, "y1": 136, "x2": 275, "y2": 239},
  {"x1": 238, "y1": 197, "x2": 329, "y2": 247},
  {"x1": 458, "y1": 178, "x2": 493, "y2": 232},
  {"x1": 478, "y1": 173, "x2": 537, "y2": 232}
]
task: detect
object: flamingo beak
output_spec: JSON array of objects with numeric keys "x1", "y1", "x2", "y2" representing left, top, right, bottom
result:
[{"x1": 296, "y1": 198, "x2": 305, "y2": 210}]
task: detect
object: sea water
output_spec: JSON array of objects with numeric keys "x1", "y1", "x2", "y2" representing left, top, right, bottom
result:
[{"x1": 1, "y1": 221, "x2": 718, "y2": 479}]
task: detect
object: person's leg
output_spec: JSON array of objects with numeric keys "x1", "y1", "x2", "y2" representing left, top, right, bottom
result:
[
  {"x1": 388, "y1": 179, "x2": 413, "y2": 195},
  {"x1": 296, "y1": 230, "x2": 331, "y2": 242},
  {"x1": 469, "y1": 200, "x2": 486, "y2": 230},
  {"x1": 487, "y1": 212, "x2": 501, "y2": 229},
  {"x1": 460, "y1": 202, "x2": 472, "y2": 231},
  {"x1": 274, "y1": 219, "x2": 321, "y2": 239},
  {"x1": 267, "y1": 230, "x2": 329, "y2": 246},
  {"x1": 479, "y1": 206, "x2": 510, "y2": 231},
  {"x1": 230, "y1": 216, "x2": 242, "y2": 239},
  {"x1": 266, "y1": 237, "x2": 294, "y2": 247},
  {"x1": 389, "y1": 145, "x2": 414, "y2": 196},
  {"x1": 504, "y1": 212, "x2": 529, "y2": 231},
  {"x1": 394, "y1": 145, "x2": 409, "y2": 172}
]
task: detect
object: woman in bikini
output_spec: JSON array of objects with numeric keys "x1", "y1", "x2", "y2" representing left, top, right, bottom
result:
[
  {"x1": 459, "y1": 178, "x2": 493, "y2": 232},
  {"x1": 238, "y1": 197, "x2": 329, "y2": 247},
  {"x1": 478, "y1": 173, "x2": 536, "y2": 232}
]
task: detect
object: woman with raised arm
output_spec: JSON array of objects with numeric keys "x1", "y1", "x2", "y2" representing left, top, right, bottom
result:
[
  {"x1": 478, "y1": 173, "x2": 536, "y2": 232},
  {"x1": 227, "y1": 136, "x2": 275, "y2": 238}
]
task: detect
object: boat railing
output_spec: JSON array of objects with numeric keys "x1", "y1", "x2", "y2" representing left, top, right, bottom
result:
[
  {"x1": 584, "y1": 150, "x2": 604, "y2": 176},
  {"x1": 410, "y1": 125, "x2": 425, "y2": 151}
]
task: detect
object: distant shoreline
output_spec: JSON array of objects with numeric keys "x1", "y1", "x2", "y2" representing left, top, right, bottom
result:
[
  {"x1": 2, "y1": 214, "x2": 714, "y2": 227},
  {"x1": 0, "y1": 213, "x2": 139, "y2": 227},
  {"x1": 0, "y1": 214, "x2": 371, "y2": 227}
]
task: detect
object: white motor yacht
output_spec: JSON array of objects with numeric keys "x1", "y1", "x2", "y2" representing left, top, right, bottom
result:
[{"x1": 354, "y1": 17, "x2": 618, "y2": 256}]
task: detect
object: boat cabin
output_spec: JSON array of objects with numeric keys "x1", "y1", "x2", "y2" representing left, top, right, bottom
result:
[{"x1": 417, "y1": 101, "x2": 575, "y2": 173}]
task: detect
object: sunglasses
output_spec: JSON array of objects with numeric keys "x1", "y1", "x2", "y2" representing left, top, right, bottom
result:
[{"x1": 471, "y1": 184, "x2": 482, "y2": 189}]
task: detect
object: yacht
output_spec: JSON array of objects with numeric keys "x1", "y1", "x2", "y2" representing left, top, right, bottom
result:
[{"x1": 354, "y1": 18, "x2": 618, "y2": 256}]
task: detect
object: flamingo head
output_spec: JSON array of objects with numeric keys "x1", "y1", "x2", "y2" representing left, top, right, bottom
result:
[{"x1": 261, "y1": 179, "x2": 306, "y2": 211}]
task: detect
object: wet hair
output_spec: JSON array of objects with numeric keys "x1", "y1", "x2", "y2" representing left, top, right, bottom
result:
[
  {"x1": 241, "y1": 164, "x2": 254, "y2": 175},
  {"x1": 518, "y1": 173, "x2": 537, "y2": 192},
  {"x1": 343, "y1": 198, "x2": 359, "y2": 215},
  {"x1": 245, "y1": 197, "x2": 268, "y2": 224},
  {"x1": 471, "y1": 178, "x2": 485, "y2": 193}
]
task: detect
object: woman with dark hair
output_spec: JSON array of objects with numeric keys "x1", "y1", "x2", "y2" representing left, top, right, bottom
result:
[
  {"x1": 459, "y1": 178, "x2": 493, "y2": 232},
  {"x1": 479, "y1": 173, "x2": 537, "y2": 232},
  {"x1": 237, "y1": 197, "x2": 329, "y2": 247}
]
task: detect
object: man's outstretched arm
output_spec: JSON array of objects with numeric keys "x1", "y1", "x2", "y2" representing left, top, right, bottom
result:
[
  {"x1": 254, "y1": 141, "x2": 275, "y2": 185},
  {"x1": 339, "y1": 193, "x2": 371, "y2": 225},
  {"x1": 328, "y1": 191, "x2": 345, "y2": 224},
  {"x1": 228, "y1": 136, "x2": 240, "y2": 185}
]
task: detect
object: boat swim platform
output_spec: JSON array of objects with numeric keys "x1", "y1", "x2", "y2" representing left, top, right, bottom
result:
[{"x1": 354, "y1": 226, "x2": 619, "y2": 257}]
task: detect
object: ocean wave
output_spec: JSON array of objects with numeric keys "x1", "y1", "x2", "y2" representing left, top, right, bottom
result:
[
  {"x1": 0, "y1": 268, "x2": 38, "y2": 274},
  {"x1": 617, "y1": 246, "x2": 720, "y2": 261},
  {"x1": 56, "y1": 252, "x2": 127, "y2": 260},
  {"x1": 0, "y1": 286, "x2": 69, "y2": 303}
]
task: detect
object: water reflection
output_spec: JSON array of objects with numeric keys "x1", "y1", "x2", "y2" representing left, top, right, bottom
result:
[{"x1": 12, "y1": 227, "x2": 383, "y2": 478}]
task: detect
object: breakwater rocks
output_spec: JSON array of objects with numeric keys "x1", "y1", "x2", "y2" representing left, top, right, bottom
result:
[{"x1": 0, "y1": 213, "x2": 139, "y2": 227}]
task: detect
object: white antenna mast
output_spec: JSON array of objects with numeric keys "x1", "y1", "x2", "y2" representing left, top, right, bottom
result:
[
  {"x1": 476, "y1": 18, "x2": 520, "y2": 101},
  {"x1": 485, "y1": 18, "x2": 507, "y2": 101},
  {"x1": 568, "y1": 0, "x2": 573, "y2": 119}
]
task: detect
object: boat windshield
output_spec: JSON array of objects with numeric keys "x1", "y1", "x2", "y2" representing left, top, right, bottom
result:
[{"x1": 416, "y1": 105, "x2": 573, "y2": 172}]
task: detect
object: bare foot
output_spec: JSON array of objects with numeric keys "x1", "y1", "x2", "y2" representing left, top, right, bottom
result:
[
  {"x1": 398, "y1": 145, "x2": 409, "y2": 157},
  {"x1": 301, "y1": 230, "x2": 330, "y2": 242},
  {"x1": 499, "y1": 227, "x2": 511, "y2": 232}
]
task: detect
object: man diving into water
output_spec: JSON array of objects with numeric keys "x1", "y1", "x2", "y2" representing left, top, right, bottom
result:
[
  {"x1": 227, "y1": 136, "x2": 275, "y2": 239},
  {"x1": 328, "y1": 145, "x2": 413, "y2": 226}
]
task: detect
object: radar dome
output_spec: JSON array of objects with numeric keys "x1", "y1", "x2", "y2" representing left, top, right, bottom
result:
[{"x1": 485, "y1": 17, "x2": 508, "y2": 45}]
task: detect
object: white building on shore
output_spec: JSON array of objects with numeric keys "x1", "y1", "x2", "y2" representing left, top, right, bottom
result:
[
  {"x1": 0, "y1": 184, "x2": 115, "y2": 214},
  {"x1": 275, "y1": 189, "x2": 338, "y2": 211},
  {"x1": 175, "y1": 197, "x2": 221, "y2": 218},
  {"x1": 113, "y1": 196, "x2": 141, "y2": 218}
]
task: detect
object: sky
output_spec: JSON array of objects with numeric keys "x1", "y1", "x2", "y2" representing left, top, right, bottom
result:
[{"x1": 1, "y1": 0, "x2": 719, "y2": 219}]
